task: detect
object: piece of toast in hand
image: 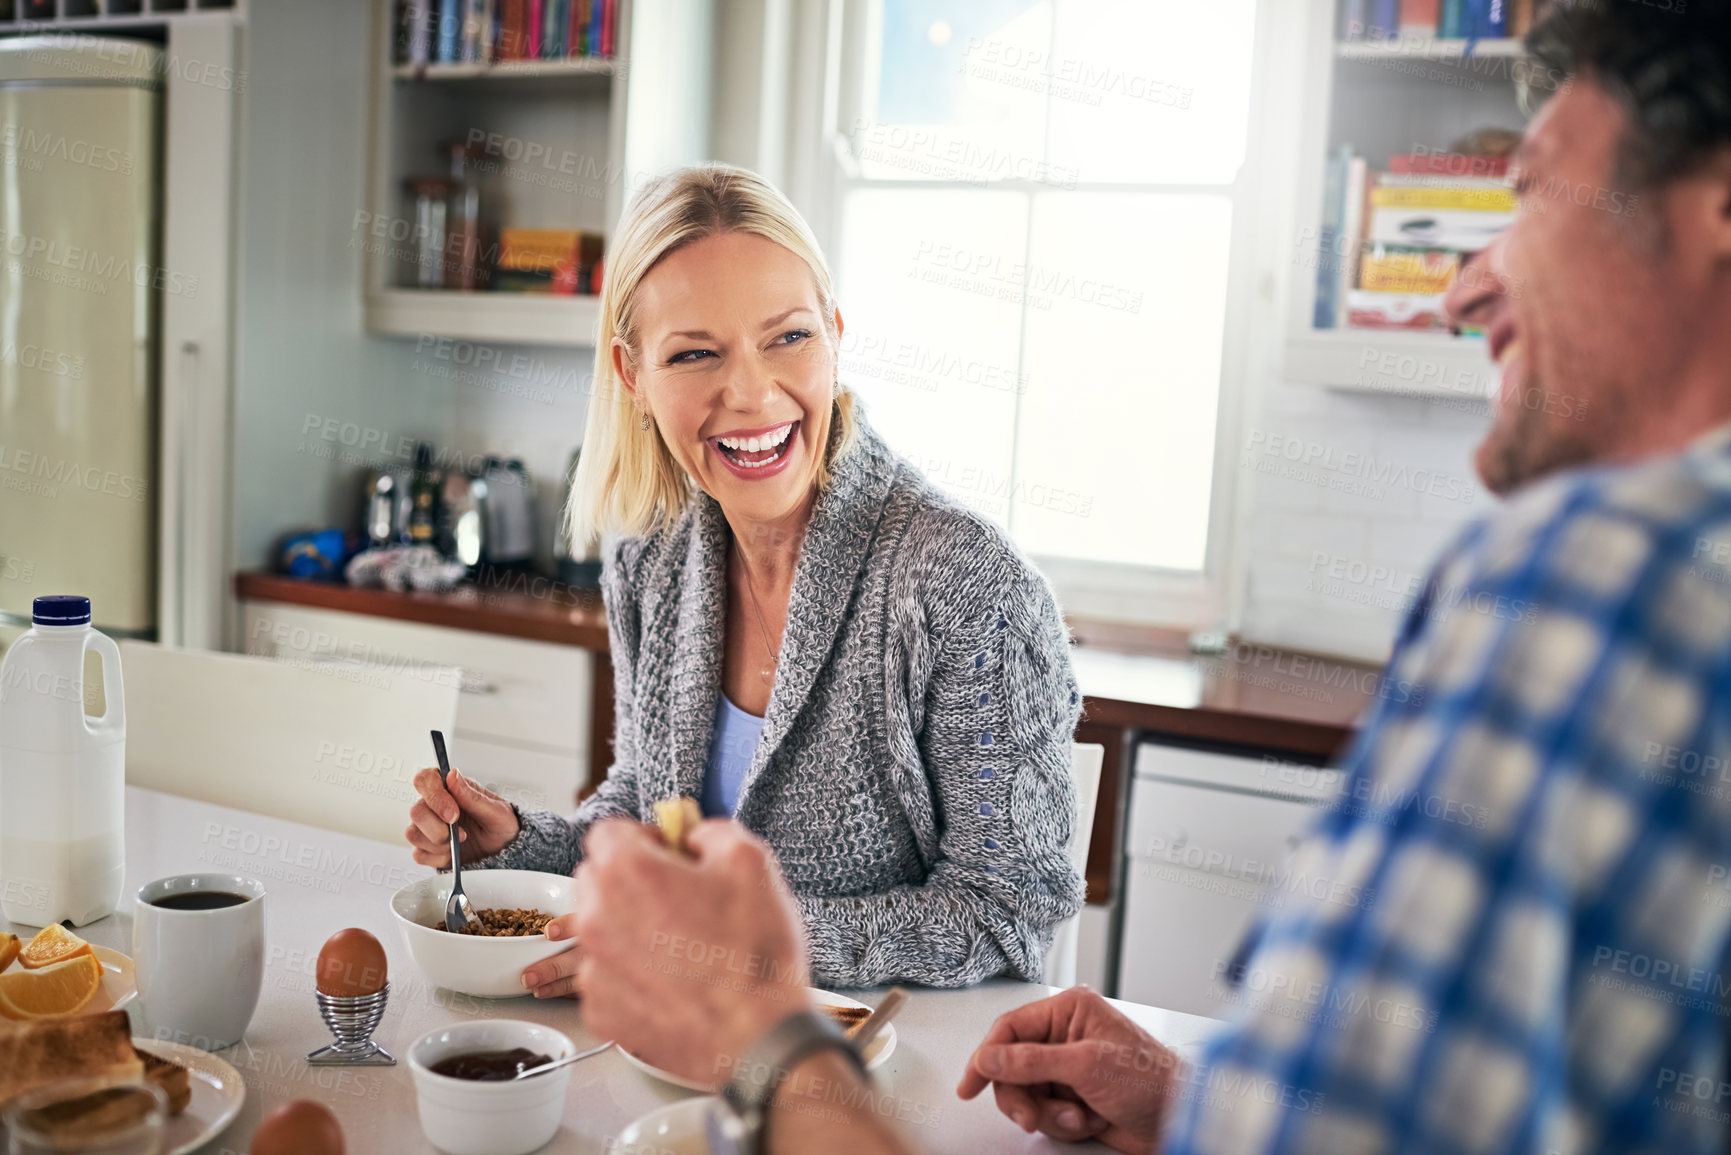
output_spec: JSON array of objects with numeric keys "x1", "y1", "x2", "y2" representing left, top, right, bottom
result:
[
  {"x1": 652, "y1": 797, "x2": 703, "y2": 857},
  {"x1": 821, "y1": 1004, "x2": 872, "y2": 1038}
]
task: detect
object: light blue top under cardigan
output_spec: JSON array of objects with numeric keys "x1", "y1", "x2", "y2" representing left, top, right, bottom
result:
[{"x1": 701, "y1": 693, "x2": 764, "y2": 817}]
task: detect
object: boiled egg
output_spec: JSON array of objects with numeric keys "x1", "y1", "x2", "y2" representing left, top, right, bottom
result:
[
  {"x1": 250, "y1": 1100, "x2": 345, "y2": 1155},
  {"x1": 315, "y1": 928, "x2": 387, "y2": 998}
]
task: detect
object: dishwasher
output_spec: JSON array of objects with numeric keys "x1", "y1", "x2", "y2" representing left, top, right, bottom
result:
[{"x1": 1116, "y1": 740, "x2": 1341, "y2": 1018}]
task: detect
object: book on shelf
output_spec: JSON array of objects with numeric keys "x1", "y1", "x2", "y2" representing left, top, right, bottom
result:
[
  {"x1": 1338, "y1": 0, "x2": 1367, "y2": 39},
  {"x1": 1440, "y1": 0, "x2": 1462, "y2": 36},
  {"x1": 1314, "y1": 149, "x2": 1346, "y2": 329},
  {"x1": 1399, "y1": 0, "x2": 1438, "y2": 34},
  {"x1": 1388, "y1": 151, "x2": 1510, "y2": 177},
  {"x1": 1370, "y1": 185, "x2": 1516, "y2": 211},
  {"x1": 1359, "y1": 246, "x2": 1459, "y2": 295},
  {"x1": 437, "y1": 0, "x2": 460, "y2": 63},
  {"x1": 1368, "y1": 205, "x2": 1513, "y2": 250},
  {"x1": 1370, "y1": 0, "x2": 1399, "y2": 38},
  {"x1": 1318, "y1": 152, "x2": 1514, "y2": 331},
  {"x1": 1345, "y1": 289, "x2": 1449, "y2": 330}
]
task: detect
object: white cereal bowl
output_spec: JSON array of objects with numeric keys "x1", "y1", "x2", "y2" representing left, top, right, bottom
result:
[
  {"x1": 391, "y1": 869, "x2": 578, "y2": 998},
  {"x1": 408, "y1": 1019, "x2": 575, "y2": 1155}
]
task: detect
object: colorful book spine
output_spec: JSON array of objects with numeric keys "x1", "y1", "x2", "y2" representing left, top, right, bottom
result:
[
  {"x1": 1400, "y1": 0, "x2": 1439, "y2": 33},
  {"x1": 1338, "y1": 0, "x2": 1367, "y2": 40},
  {"x1": 1370, "y1": 185, "x2": 1517, "y2": 211},
  {"x1": 437, "y1": 0, "x2": 459, "y2": 61},
  {"x1": 1462, "y1": 0, "x2": 1507, "y2": 37},
  {"x1": 528, "y1": 0, "x2": 543, "y2": 58},
  {"x1": 1388, "y1": 152, "x2": 1510, "y2": 177},
  {"x1": 408, "y1": 0, "x2": 431, "y2": 64},
  {"x1": 1338, "y1": 155, "x2": 1367, "y2": 322},
  {"x1": 1370, "y1": 0, "x2": 1399, "y2": 37},
  {"x1": 1440, "y1": 0, "x2": 1463, "y2": 36},
  {"x1": 573, "y1": 0, "x2": 590, "y2": 54},
  {"x1": 602, "y1": 0, "x2": 615, "y2": 56},
  {"x1": 1315, "y1": 149, "x2": 1346, "y2": 330},
  {"x1": 1510, "y1": 0, "x2": 1534, "y2": 35},
  {"x1": 588, "y1": 0, "x2": 602, "y2": 59},
  {"x1": 544, "y1": 0, "x2": 563, "y2": 57}
]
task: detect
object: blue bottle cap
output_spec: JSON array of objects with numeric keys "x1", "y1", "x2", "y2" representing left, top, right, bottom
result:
[{"x1": 32, "y1": 595, "x2": 91, "y2": 625}]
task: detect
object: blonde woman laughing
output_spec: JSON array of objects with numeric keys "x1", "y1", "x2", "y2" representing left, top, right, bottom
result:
[{"x1": 406, "y1": 165, "x2": 1082, "y2": 994}]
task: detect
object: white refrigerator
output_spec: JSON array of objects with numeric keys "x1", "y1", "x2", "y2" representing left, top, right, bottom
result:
[{"x1": 0, "y1": 36, "x2": 162, "y2": 642}]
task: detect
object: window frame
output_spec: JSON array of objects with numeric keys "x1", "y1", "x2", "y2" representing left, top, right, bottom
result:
[{"x1": 782, "y1": 0, "x2": 1297, "y2": 632}]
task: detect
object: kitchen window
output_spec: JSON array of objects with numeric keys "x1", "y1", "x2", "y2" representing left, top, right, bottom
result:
[{"x1": 814, "y1": 0, "x2": 1277, "y2": 627}]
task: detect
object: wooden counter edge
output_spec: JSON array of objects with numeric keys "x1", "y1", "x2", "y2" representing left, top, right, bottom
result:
[{"x1": 235, "y1": 571, "x2": 609, "y2": 649}]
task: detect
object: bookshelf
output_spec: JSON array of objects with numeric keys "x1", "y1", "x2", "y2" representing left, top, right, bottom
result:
[
  {"x1": 1283, "y1": 0, "x2": 1530, "y2": 397},
  {"x1": 362, "y1": 0, "x2": 714, "y2": 349},
  {"x1": 1335, "y1": 36, "x2": 1525, "y2": 61}
]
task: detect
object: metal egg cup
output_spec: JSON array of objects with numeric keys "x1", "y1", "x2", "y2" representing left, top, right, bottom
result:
[{"x1": 307, "y1": 983, "x2": 396, "y2": 1066}]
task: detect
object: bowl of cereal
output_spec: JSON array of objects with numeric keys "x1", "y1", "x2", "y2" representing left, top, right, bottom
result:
[{"x1": 391, "y1": 870, "x2": 577, "y2": 998}]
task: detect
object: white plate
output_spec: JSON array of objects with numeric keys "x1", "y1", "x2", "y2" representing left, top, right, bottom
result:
[
  {"x1": 0, "y1": 942, "x2": 136, "y2": 1016},
  {"x1": 89, "y1": 944, "x2": 137, "y2": 1015},
  {"x1": 131, "y1": 1038, "x2": 246, "y2": 1155},
  {"x1": 612, "y1": 1097, "x2": 718, "y2": 1155},
  {"x1": 618, "y1": 988, "x2": 898, "y2": 1092}
]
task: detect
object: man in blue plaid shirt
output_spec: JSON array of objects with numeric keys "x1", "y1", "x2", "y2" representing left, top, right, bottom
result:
[
  {"x1": 559, "y1": 3, "x2": 1731, "y2": 1153},
  {"x1": 953, "y1": 3, "x2": 1731, "y2": 1153}
]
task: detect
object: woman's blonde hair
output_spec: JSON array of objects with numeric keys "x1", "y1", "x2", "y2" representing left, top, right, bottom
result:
[{"x1": 565, "y1": 164, "x2": 858, "y2": 549}]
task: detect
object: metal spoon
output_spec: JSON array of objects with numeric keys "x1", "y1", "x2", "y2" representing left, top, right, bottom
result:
[
  {"x1": 510, "y1": 1040, "x2": 615, "y2": 1080},
  {"x1": 431, "y1": 730, "x2": 480, "y2": 934}
]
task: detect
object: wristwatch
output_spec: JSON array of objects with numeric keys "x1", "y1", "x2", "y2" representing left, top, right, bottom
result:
[{"x1": 707, "y1": 1009, "x2": 869, "y2": 1155}]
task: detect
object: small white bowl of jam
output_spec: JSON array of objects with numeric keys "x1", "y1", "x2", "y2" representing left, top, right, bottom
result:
[{"x1": 407, "y1": 1019, "x2": 576, "y2": 1155}]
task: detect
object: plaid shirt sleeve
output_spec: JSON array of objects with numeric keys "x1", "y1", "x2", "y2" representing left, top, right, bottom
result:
[{"x1": 1162, "y1": 449, "x2": 1731, "y2": 1155}]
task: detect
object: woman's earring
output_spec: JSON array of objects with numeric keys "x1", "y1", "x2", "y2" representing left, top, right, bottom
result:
[{"x1": 639, "y1": 413, "x2": 651, "y2": 431}]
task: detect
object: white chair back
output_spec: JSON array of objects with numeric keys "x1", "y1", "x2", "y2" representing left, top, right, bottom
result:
[
  {"x1": 121, "y1": 642, "x2": 459, "y2": 845},
  {"x1": 1044, "y1": 742, "x2": 1105, "y2": 988}
]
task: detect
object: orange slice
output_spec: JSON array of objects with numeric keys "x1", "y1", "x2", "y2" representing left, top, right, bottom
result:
[
  {"x1": 0, "y1": 933, "x2": 18, "y2": 972},
  {"x1": 0, "y1": 953, "x2": 103, "y2": 1020},
  {"x1": 18, "y1": 923, "x2": 95, "y2": 971}
]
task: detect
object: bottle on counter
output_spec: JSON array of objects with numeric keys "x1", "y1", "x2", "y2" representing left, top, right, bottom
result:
[
  {"x1": 0, "y1": 595, "x2": 127, "y2": 927},
  {"x1": 406, "y1": 442, "x2": 441, "y2": 545}
]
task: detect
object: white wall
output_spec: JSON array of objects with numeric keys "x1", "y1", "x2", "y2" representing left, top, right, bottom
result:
[{"x1": 1237, "y1": 380, "x2": 1490, "y2": 663}]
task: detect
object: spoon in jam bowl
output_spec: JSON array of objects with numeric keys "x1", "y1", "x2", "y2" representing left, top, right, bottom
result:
[
  {"x1": 431, "y1": 730, "x2": 481, "y2": 934},
  {"x1": 511, "y1": 1040, "x2": 615, "y2": 1080}
]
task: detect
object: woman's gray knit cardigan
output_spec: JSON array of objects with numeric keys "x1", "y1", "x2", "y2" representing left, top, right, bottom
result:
[{"x1": 474, "y1": 418, "x2": 1084, "y2": 988}]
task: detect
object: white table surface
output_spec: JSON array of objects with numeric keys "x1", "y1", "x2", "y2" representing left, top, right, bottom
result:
[{"x1": 6, "y1": 787, "x2": 1223, "y2": 1154}]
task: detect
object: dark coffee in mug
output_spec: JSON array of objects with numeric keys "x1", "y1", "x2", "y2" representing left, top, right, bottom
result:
[{"x1": 148, "y1": 891, "x2": 250, "y2": 911}]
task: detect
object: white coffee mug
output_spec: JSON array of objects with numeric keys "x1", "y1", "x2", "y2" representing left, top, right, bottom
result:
[{"x1": 132, "y1": 873, "x2": 265, "y2": 1051}]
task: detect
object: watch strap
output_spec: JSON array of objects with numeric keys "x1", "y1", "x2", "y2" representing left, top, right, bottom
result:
[{"x1": 720, "y1": 1008, "x2": 868, "y2": 1154}]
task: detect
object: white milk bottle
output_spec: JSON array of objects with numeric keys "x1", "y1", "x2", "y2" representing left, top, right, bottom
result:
[{"x1": 0, "y1": 595, "x2": 127, "y2": 926}]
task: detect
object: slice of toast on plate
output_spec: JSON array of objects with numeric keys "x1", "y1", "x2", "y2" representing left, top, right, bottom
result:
[
  {"x1": 0, "y1": 1010, "x2": 142, "y2": 1108},
  {"x1": 134, "y1": 1046, "x2": 192, "y2": 1116}
]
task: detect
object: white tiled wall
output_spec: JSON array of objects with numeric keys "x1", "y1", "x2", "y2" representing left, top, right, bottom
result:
[{"x1": 1238, "y1": 379, "x2": 1492, "y2": 664}]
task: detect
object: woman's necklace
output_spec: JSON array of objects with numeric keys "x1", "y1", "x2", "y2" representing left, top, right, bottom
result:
[{"x1": 735, "y1": 543, "x2": 779, "y2": 685}]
